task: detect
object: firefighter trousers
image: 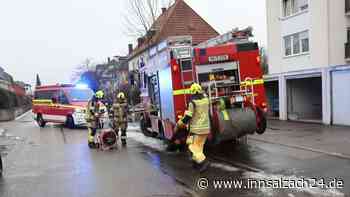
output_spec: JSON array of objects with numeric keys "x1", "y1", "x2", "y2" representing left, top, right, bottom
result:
[
  {"x1": 187, "y1": 134, "x2": 208, "y2": 164},
  {"x1": 88, "y1": 127, "x2": 97, "y2": 143},
  {"x1": 113, "y1": 122, "x2": 127, "y2": 141}
]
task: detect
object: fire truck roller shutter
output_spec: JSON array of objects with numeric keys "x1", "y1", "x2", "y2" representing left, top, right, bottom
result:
[
  {"x1": 216, "y1": 108, "x2": 257, "y2": 142},
  {"x1": 158, "y1": 67, "x2": 175, "y2": 122}
]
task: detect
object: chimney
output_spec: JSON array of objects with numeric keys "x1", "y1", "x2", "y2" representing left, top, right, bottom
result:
[
  {"x1": 128, "y1": 44, "x2": 133, "y2": 55},
  {"x1": 162, "y1": 7, "x2": 166, "y2": 14}
]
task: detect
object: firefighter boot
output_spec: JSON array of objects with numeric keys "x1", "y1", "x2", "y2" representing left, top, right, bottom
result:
[
  {"x1": 194, "y1": 159, "x2": 210, "y2": 173},
  {"x1": 121, "y1": 128, "x2": 127, "y2": 146},
  {"x1": 88, "y1": 127, "x2": 97, "y2": 149},
  {"x1": 188, "y1": 134, "x2": 208, "y2": 171}
]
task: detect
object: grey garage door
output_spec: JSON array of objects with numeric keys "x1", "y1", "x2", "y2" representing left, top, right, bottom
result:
[{"x1": 332, "y1": 70, "x2": 350, "y2": 126}]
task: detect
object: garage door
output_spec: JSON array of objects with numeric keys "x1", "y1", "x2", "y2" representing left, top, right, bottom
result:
[{"x1": 332, "y1": 70, "x2": 350, "y2": 126}]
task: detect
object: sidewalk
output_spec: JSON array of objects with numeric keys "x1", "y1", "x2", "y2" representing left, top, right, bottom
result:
[{"x1": 249, "y1": 120, "x2": 350, "y2": 159}]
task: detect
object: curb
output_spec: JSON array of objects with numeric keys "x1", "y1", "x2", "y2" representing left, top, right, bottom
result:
[
  {"x1": 15, "y1": 110, "x2": 31, "y2": 121},
  {"x1": 248, "y1": 137, "x2": 350, "y2": 160}
]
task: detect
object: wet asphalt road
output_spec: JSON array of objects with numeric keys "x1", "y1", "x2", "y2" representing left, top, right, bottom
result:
[{"x1": 0, "y1": 112, "x2": 349, "y2": 197}]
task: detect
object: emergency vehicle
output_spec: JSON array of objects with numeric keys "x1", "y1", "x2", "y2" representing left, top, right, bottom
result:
[
  {"x1": 139, "y1": 29, "x2": 267, "y2": 144},
  {"x1": 32, "y1": 84, "x2": 106, "y2": 128}
]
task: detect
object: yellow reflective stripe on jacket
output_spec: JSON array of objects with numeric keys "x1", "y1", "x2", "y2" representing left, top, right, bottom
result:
[
  {"x1": 221, "y1": 110, "x2": 230, "y2": 121},
  {"x1": 184, "y1": 110, "x2": 193, "y2": 117},
  {"x1": 173, "y1": 88, "x2": 191, "y2": 96},
  {"x1": 240, "y1": 79, "x2": 264, "y2": 86}
]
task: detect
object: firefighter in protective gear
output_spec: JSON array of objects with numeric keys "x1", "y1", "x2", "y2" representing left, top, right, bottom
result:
[
  {"x1": 177, "y1": 83, "x2": 210, "y2": 172},
  {"x1": 111, "y1": 92, "x2": 128, "y2": 146},
  {"x1": 86, "y1": 90, "x2": 104, "y2": 148}
]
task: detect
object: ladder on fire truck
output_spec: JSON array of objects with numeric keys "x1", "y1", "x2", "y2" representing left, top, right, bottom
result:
[{"x1": 197, "y1": 27, "x2": 253, "y2": 48}]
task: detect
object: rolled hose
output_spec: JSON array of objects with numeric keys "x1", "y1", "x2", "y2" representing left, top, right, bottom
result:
[
  {"x1": 100, "y1": 130, "x2": 117, "y2": 147},
  {"x1": 216, "y1": 107, "x2": 257, "y2": 142}
]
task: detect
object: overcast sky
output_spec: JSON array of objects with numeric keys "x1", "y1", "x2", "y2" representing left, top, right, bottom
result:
[{"x1": 0, "y1": 0, "x2": 267, "y2": 85}]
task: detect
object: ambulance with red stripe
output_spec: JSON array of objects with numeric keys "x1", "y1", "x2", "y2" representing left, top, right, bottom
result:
[{"x1": 32, "y1": 84, "x2": 95, "y2": 128}]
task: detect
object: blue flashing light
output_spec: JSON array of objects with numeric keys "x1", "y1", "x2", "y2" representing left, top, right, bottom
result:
[{"x1": 75, "y1": 83, "x2": 89, "y2": 89}]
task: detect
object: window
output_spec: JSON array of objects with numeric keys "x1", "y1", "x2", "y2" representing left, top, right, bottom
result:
[
  {"x1": 141, "y1": 72, "x2": 148, "y2": 89},
  {"x1": 34, "y1": 90, "x2": 57, "y2": 100},
  {"x1": 284, "y1": 36, "x2": 292, "y2": 56},
  {"x1": 300, "y1": 31, "x2": 309, "y2": 52},
  {"x1": 58, "y1": 91, "x2": 69, "y2": 104},
  {"x1": 66, "y1": 89, "x2": 94, "y2": 102},
  {"x1": 282, "y1": 0, "x2": 308, "y2": 17},
  {"x1": 284, "y1": 31, "x2": 309, "y2": 56},
  {"x1": 298, "y1": 0, "x2": 308, "y2": 11},
  {"x1": 292, "y1": 34, "x2": 300, "y2": 54},
  {"x1": 180, "y1": 59, "x2": 192, "y2": 71}
]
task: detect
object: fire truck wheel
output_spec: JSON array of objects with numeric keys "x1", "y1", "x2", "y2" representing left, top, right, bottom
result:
[
  {"x1": 37, "y1": 114, "x2": 46, "y2": 128},
  {"x1": 256, "y1": 109, "x2": 267, "y2": 135},
  {"x1": 158, "y1": 122, "x2": 165, "y2": 140},
  {"x1": 66, "y1": 116, "x2": 76, "y2": 129},
  {"x1": 140, "y1": 116, "x2": 152, "y2": 137}
]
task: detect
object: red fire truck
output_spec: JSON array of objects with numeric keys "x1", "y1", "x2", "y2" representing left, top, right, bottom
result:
[{"x1": 139, "y1": 31, "x2": 267, "y2": 144}]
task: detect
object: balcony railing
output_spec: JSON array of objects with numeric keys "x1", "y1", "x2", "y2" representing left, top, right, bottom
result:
[
  {"x1": 345, "y1": 43, "x2": 350, "y2": 60},
  {"x1": 346, "y1": 0, "x2": 350, "y2": 14}
]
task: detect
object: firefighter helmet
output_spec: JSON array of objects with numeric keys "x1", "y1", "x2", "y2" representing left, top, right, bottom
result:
[
  {"x1": 95, "y1": 90, "x2": 104, "y2": 99},
  {"x1": 117, "y1": 92, "x2": 125, "y2": 99},
  {"x1": 190, "y1": 83, "x2": 202, "y2": 95}
]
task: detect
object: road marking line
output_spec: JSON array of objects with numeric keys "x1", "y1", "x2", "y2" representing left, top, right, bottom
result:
[
  {"x1": 249, "y1": 137, "x2": 350, "y2": 160},
  {"x1": 210, "y1": 162, "x2": 241, "y2": 172},
  {"x1": 15, "y1": 110, "x2": 31, "y2": 121}
]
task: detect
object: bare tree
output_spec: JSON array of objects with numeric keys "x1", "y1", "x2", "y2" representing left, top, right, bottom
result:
[
  {"x1": 123, "y1": 0, "x2": 175, "y2": 38},
  {"x1": 70, "y1": 58, "x2": 97, "y2": 83}
]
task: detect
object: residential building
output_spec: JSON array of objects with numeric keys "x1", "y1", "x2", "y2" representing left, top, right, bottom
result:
[
  {"x1": 127, "y1": 0, "x2": 219, "y2": 101},
  {"x1": 96, "y1": 56, "x2": 128, "y2": 104},
  {"x1": 265, "y1": 0, "x2": 350, "y2": 125}
]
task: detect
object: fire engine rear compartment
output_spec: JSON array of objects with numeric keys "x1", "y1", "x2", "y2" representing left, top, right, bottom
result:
[
  {"x1": 193, "y1": 58, "x2": 260, "y2": 142},
  {"x1": 196, "y1": 61, "x2": 241, "y2": 95},
  {"x1": 141, "y1": 39, "x2": 266, "y2": 143}
]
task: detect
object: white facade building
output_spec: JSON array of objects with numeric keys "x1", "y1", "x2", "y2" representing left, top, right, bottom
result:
[{"x1": 265, "y1": 0, "x2": 350, "y2": 125}]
